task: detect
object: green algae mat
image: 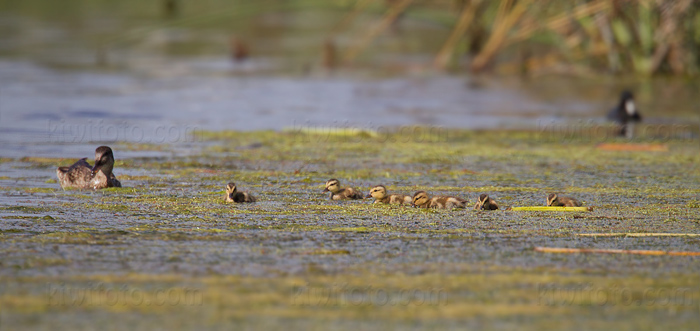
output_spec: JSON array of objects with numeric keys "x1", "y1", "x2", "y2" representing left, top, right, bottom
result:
[{"x1": 1, "y1": 129, "x2": 699, "y2": 330}]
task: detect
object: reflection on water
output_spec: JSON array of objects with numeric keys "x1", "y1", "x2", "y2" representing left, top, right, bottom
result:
[{"x1": 0, "y1": 0, "x2": 698, "y2": 159}]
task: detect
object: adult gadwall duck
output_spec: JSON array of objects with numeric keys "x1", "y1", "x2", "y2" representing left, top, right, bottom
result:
[{"x1": 56, "y1": 146, "x2": 121, "y2": 190}]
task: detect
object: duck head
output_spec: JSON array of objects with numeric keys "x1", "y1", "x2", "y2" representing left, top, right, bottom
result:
[
  {"x1": 412, "y1": 191, "x2": 429, "y2": 207},
  {"x1": 366, "y1": 185, "x2": 387, "y2": 199},
  {"x1": 226, "y1": 182, "x2": 237, "y2": 199},
  {"x1": 324, "y1": 179, "x2": 340, "y2": 193},
  {"x1": 476, "y1": 193, "x2": 490, "y2": 209},
  {"x1": 619, "y1": 90, "x2": 641, "y2": 120},
  {"x1": 91, "y1": 146, "x2": 115, "y2": 176},
  {"x1": 546, "y1": 193, "x2": 558, "y2": 206}
]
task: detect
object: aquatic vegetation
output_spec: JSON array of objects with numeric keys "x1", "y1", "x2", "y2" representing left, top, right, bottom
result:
[{"x1": 0, "y1": 129, "x2": 699, "y2": 329}]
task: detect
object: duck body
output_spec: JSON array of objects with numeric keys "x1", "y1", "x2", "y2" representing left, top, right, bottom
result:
[
  {"x1": 56, "y1": 146, "x2": 121, "y2": 190},
  {"x1": 366, "y1": 185, "x2": 412, "y2": 205},
  {"x1": 474, "y1": 194, "x2": 499, "y2": 210},
  {"x1": 412, "y1": 191, "x2": 467, "y2": 209},
  {"x1": 546, "y1": 193, "x2": 581, "y2": 207},
  {"x1": 324, "y1": 179, "x2": 363, "y2": 200},
  {"x1": 225, "y1": 182, "x2": 256, "y2": 203},
  {"x1": 607, "y1": 90, "x2": 642, "y2": 137}
]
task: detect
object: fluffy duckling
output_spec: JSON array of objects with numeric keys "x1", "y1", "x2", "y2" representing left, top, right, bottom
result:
[
  {"x1": 323, "y1": 178, "x2": 363, "y2": 200},
  {"x1": 56, "y1": 146, "x2": 121, "y2": 190},
  {"x1": 473, "y1": 194, "x2": 499, "y2": 210},
  {"x1": 607, "y1": 90, "x2": 642, "y2": 137},
  {"x1": 366, "y1": 185, "x2": 412, "y2": 205},
  {"x1": 225, "y1": 182, "x2": 256, "y2": 203},
  {"x1": 411, "y1": 191, "x2": 467, "y2": 209},
  {"x1": 546, "y1": 193, "x2": 581, "y2": 207}
]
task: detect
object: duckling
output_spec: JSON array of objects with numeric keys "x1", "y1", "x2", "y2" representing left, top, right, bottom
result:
[
  {"x1": 225, "y1": 182, "x2": 256, "y2": 203},
  {"x1": 607, "y1": 90, "x2": 642, "y2": 137},
  {"x1": 411, "y1": 191, "x2": 467, "y2": 209},
  {"x1": 366, "y1": 185, "x2": 412, "y2": 205},
  {"x1": 323, "y1": 178, "x2": 363, "y2": 200},
  {"x1": 473, "y1": 194, "x2": 499, "y2": 210},
  {"x1": 56, "y1": 146, "x2": 121, "y2": 190},
  {"x1": 546, "y1": 193, "x2": 581, "y2": 207}
]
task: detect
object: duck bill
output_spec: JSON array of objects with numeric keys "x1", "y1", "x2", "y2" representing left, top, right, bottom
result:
[
  {"x1": 322, "y1": 188, "x2": 329, "y2": 193},
  {"x1": 364, "y1": 194, "x2": 372, "y2": 199},
  {"x1": 91, "y1": 157, "x2": 105, "y2": 175}
]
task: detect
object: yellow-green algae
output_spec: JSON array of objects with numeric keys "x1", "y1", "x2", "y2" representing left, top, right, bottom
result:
[
  {"x1": 1, "y1": 129, "x2": 700, "y2": 329},
  {"x1": 1, "y1": 270, "x2": 699, "y2": 329}
]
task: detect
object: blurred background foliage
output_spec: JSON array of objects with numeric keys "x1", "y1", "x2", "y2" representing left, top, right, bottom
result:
[{"x1": 1, "y1": 0, "x2": 699, "y2": 76}]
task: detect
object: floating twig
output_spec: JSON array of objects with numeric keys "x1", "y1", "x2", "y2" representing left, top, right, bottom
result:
[
  {"x1": 577, "y1": 233, "x2": 700, "y2": 238},
  {"x1": 596, "y1": 143, "x2": 668, "y2": 152},
  {"x1": 510, "y1": 206, "x2": 590, "y2": 212},
  {"x1": 535, "y1": 246, "x2": 700, "y2": 256}
]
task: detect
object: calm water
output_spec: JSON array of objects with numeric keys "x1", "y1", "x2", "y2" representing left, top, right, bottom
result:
[{"x1": 0, "y1": 0, "x2": 698, "y2": 158}]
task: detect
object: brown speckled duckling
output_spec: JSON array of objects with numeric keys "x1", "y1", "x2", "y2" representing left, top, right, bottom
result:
[
  {"x1": 56, "y1": 146, "x2": 121, "y2": 190},
  {"x1": 474, "y1": 194, "x2": 499, "y2": 210},
  {"x1": 546, "y1": 193, "x2": 581, "y2": 207},
  {"x1": 411, "y1": 191, "x2": 467, "y2": 209},
  {"x1": 225, "y1": 182, "x2": 256, "y2": 203},
  {"x1": 366, "y1": 185, "x2": 412, "y2": 205},
  {"x1": 323, "y1": 178, "x2": 363, "y2": 200}
]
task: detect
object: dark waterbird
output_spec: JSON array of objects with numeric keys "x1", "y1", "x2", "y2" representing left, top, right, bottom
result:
[
  {"x1": 56, "y1": 146, "x2": 121, "y2": 190},
  {"x1": 608, "y1": 90, "x2": 642, "y2": 137}
]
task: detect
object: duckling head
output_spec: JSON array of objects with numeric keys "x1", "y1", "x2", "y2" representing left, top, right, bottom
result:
[
  {"x1": 480, "y1": 194, "x2": 490, "y2": 202},
  {"x1": 324, "y1": 179, "x2": 340, "y2": 193},
  {"x1": 546, "y1": 193, "x2": 558, "y2": 206},
  {"x1": 366, "y1": 185, "x2": 387, "y2": 199},
  {"x1": 226, "y1": 182, "x2": 237, "y2": 194},
  {"x1": 476, "y1": 193, "x2": 490, "y2": 208},
  {"x1": 91, "y1": 146, "x2": 115, "y2": 176},
  {"x1": 412, "y1": 191, "x2": 429, "y2": 207}
]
